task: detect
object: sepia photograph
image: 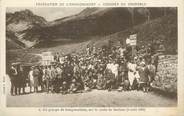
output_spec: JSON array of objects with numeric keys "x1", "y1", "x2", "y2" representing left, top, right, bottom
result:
[{"x1": 5, "y1": 7, "x2": 178, "y2": 107}]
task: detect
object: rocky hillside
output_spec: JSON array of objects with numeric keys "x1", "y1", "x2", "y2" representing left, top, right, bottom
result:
[
  {"x1": 6, "y1": 9, "x2": 47, "y2": 48},
  {"x1": 6, "y1": 8, "x2": 176, "y2": 49}
]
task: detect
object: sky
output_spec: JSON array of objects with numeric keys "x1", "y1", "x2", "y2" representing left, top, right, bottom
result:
[{"x1": 6, "y1": 7, "x2": 86, "y2": 21}]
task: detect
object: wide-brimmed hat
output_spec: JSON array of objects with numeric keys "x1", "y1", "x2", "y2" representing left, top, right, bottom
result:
[
  {"x1": 11, "y1": 63, "x2": 16, "y2": 66},
  {"x1": 140, "y1": 62, "x2": 146, "y2": 66},
  {"x1": 11, "y1": 62, "x2": 21, "y2": 66}
]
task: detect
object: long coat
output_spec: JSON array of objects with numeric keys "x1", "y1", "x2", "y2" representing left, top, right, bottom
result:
[
  {"x1": 9, "y1": 67, "x2": 18, "y2": 86},
  {"x1": 118, "y1": 62, "x2": 128, "y2": 81},
  {"x1": 33, "y1": 68, "x2": 40, "y2": 87},
  {"x1": 147, "y1": 64, "x2": 156, "y2": 82}
]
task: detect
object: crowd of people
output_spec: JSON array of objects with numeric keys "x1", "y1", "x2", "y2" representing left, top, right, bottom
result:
[{"x1": 8, "y1": 43, "x2": 160, "y2": 96}]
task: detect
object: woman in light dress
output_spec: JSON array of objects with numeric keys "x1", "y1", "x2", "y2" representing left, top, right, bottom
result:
[
  {"x1": 28, "y1": 66, "x2": 34, "y2": 93},
  {"x1": 127, "y1": 60, "x2": 137, "y2": 90}
]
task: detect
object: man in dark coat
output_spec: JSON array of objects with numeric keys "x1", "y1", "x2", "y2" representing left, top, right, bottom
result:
[
  {"x1": 151, "y1": 54, "x2": 159, "y2": 72},
  {"x1": 15, "y1": 64, "x2": 21, "y2": 95},
  {"x1": 118, "y1": 58, "x2": 128, "y2": 91},
  {"x1": 51, "y1": 65, "x2": 57, "y2": 93},
  {"x1": 9, "y1": 63, "x2": 18, "y2": 95},
  {"x1": 45, "y1": 66, "x2": 52, "y2": 93},
  {"x1": 18, "y1": 65, "x2": 26, "y2": 94},
  {"x1": 63, "y1": 61, "x2": 74, "y2": 87},
  {"x1": 38, "y1": 66, "x2": 43, "y2": 91},
  {"x1": 147, "y1": 62, "x2": 156, "y2": 90}
]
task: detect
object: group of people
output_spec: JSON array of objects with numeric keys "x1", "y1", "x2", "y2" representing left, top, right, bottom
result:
[{"x1": 9, "y1": 43, "x2": 160, "y2": 96}]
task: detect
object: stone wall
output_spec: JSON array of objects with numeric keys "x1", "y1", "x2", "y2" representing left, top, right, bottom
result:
[{"x1": 152, "y1": 55, "x2": 177, "y2": 94}]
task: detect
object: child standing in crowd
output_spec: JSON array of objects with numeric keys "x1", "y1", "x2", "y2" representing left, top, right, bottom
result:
[{"x1": 137, "y1": 61, "x2": 149, "y2": 92}]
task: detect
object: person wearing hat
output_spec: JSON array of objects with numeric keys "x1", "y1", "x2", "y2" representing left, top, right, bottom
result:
[{"x1": 9, "y1": 63, "x2": 18, "y2": 95}]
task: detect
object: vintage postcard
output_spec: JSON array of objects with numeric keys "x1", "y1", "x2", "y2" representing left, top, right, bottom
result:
[{"x1": 0, "y1": 0, "x2": 184, "y2": 116}]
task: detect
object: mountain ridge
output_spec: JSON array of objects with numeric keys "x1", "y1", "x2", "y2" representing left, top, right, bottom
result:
[{"x1": 6, "y1": 7, "x2": 176, "y2": 49}]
